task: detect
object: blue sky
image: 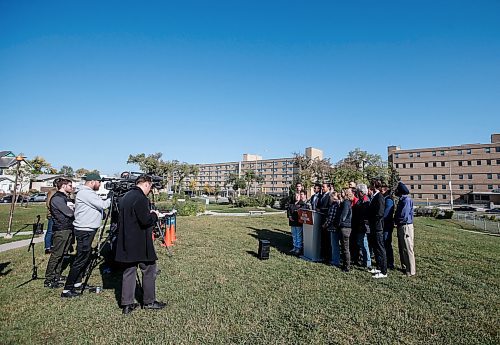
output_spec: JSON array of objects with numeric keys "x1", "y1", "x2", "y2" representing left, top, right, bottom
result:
[{"x1": 1, "y1": 1, "x2": 499, "y2": 174}]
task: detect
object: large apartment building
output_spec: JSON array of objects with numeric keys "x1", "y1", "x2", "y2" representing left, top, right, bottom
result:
[
  {"x1": 388, "y1": 134, "x2": 500, "y2": 205},
  {"x1": 189, "y1": 147, "x2": 323, "y2": 196}
]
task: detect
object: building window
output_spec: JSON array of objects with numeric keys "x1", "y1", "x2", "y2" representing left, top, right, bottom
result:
[
  {"x1": 467, "y1": 149, "x2": 472, "y2": 154},
  {"x1": 442, "y1": 184, "x2": 446, "y2": 189},
  {"x1": 497, "y1": 160, "x2": 500, "y2": 165},
  {"x1": 418, "y1": 175, "x2": 422, "y2": 180},
  {"x1": 442, "y1": 175, "x2": 446, "y2": 180},
  {"x1": 457, "y1": 150, "x2": 462, "y2": 155},
  {"x1": 485, "y1": 147, "x2": 491, "y2": 153},
  {"x1": 409, "y1": 153, "x2": 413, "y2": 158},
  {"x1": 458, "y1": 161, "x2": 463, "y2": 166},
  {"x1": 410, "y1": 176, "x2": 414, "y2": 180},
  {"x1": 440, "y1": 151, "x2": 445, "y2": 156},
  {"x1": 417, "y1": 152, "x2": 421, "y2": 157},
  {"x1": 488, "y1": 185, "x2": 493, "y2": 189},
  {"x1": 469, "y1": 185, "x2": 473, "y2": 189},
  {"x1": 434, "y1": 194, "x2": 438, "y2": 199},
  {"x1": 433, "y1": 162, "x2": 437, "y2": 167},
  {"x1": 487, "y1": 160, "x2": 491, "y2": 165},
  {"x1": 403, "y1": 163, "x2": 406, "y2": 168},
  {"x1": 496, "y1": 147, "x2": 500, "y2": 152},
  {"x1": 395, "y1": 163, "x2": 399, "y2": 168},
  {"x1": 442, "y1": 194, "x2": 447, "y2": 199},
  {"x1": 410, "y1": 163, "x2": 414, "y2": 168},
  {"x1": 459, "y1": 174, "x2": 463, "y2": 180},
  {"x1": 432, "y1": 151, "x2": 436, "y2": 156},
  {"x1": 441, "y1": 162, "x2": 445, "y2": 167},
  {"x1": 468, "y1": 174, "x2": 472, "y2": 179},
  {"x1": 477, "y1": 160, "x2": 482, "y2": 165},
  {"x1": 433, "y1": 175, "x2": 437, "y2": 180},
  {"x1": 468, "y1": 161, "x2": 472, "y2": 166},
  {"x1": 410, "y1": 185, "x2": 414, "y2": 189},
  {"x1": 418, "y1": 185, "x2": 422, "y2": 189},
  {"x1": 498, "y1": 174, "x2": 500, "y2": 179},
  {"x1": 395, "y1": 153, "x2": 399, "y2": 159},
  {"x1": 434, "y1": 185, "x2": 438, "y2": 189},
  {"x1": 487, "y1": 174, "x2": 492, "y2": 179},
  {"x1": 417, "y1": 194, "x2": 422, "y2": 198},
  {"x1": 425, "y1": 162, "x2": 429, "y2": 167},
  {"x1": 459, "y1": 185, "x2": 464, "y2": 190}
]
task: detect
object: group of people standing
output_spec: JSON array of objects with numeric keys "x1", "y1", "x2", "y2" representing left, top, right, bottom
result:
[{"x1": 287, "y1": 180, "x2": 416, "y2": 278}]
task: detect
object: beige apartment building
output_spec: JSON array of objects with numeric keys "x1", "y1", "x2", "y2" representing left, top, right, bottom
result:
[
  {"x1": 190, "y1": 147, "x2": 323, "y2": 196},
  {"x1": 388, "y1": 134, "x2": 500, "y2": 205}
]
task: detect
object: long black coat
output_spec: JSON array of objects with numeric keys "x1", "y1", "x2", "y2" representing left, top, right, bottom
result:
[
  {"x1": 368, "y1": 192, "x2": 385, "y2": 233},
  {"x1": 115, "y1": 187, "x2": 158, "y2": 263}
]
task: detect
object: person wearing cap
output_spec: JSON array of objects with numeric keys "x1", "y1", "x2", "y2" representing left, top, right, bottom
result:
[
  {"x1": 394, "y1": 182, "x2": 416, "y2": 277},
  {"x1": 61, "y1": 172, "x2": 111, "y2": 298}
]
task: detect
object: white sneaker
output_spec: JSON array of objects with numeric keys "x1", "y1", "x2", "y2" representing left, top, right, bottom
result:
[
  {"x1": 372, "y1": 273, "x2": 387, "y2": 279},
  {"x1": 368, "y1": 268, "x2": 381, "y2": 274}
]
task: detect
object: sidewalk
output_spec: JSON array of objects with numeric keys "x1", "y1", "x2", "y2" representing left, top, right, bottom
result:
[{"x1": 0, "y1": 236, "x2": 44, "y2": 252}]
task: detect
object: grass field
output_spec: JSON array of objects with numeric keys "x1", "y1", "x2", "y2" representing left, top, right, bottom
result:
[
  {"x1": 0, "y1": 204, "x2": 47, "y2": 233},
  {"x1": 0, "y1": 215, "x2": 499, "y2": 344}
]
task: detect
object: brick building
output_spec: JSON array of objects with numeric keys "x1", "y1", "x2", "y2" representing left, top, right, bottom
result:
[{"x1": 388, "y1": 134, "x2": 500, "y2": 205}]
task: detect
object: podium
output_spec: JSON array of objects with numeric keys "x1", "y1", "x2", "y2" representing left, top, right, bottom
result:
[{"x1": 298, "y1": 209, "x2": 323, "y2": 262}]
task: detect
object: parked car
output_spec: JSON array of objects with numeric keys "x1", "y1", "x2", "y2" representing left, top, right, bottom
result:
[
  {"x1": 1, "y1": 195, "x2": 28, "y2": 203},
  {"x1": 29, "y1": 193, "x2": 48, "y2": 202},
  {"x1": 453, "y1": 206, "x2": 476, "y2": 212},
  {"x1": 485, "y1": 208, "x2": 500, "y2": 213}
]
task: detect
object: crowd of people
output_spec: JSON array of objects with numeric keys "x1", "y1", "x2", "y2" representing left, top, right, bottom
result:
[
  {"x1": 43, "y1": 173, "x2": 166, "y2": 314},
  {"x1": 287, "y1": 180, "x2": 416, "y2": 278}
]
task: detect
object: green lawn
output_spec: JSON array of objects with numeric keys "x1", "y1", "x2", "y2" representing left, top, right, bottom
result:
[
  {"x1": 0, "y1": 215, "x2": 499, "y2": 344},
  {"x1": 0, "y1": 204, "x2": 47, "y2": 233}
]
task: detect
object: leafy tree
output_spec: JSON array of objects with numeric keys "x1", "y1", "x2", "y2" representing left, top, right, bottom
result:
[
  {"x1": 189, "y1": 178, "x2": 198, "y2": 196},
  {"x1": 243, "y1": 170, "x2": 256, "y2": 196},
  {"x1": 225, "y1": 172, "x2": 246, "y2": 197},
  {"x1": 75, "y1": 168, "x2": 90, "y2": 178},
  {"x1": 29, "y1": 156, "x2": 53, "y2": 174},
  {"x1": 58, "y1": 165, "x2": 74, "y2": 177}
]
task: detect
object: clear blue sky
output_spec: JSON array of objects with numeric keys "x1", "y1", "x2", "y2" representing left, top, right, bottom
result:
[{"x1": 1, "y1": 1, "x2": 499, "y2": 174}]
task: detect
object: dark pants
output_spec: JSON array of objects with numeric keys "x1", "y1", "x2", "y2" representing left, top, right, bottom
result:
[
  {"x1": 339, "y1": 227, "x2": 352, "y2": 269},
  {"x1": 320, "y1": 214, "x2": 331, "y2": 262},
  {"x1": 384, "y1": 229, "x2": 395, "y2": 269},
  {"x1": 44, "y1": 229, "x2": 73, "y2": 283},
  {"x1": 64, "y1": 230, "x2": 96, "y2": 289},
  {"x1": 371, "y1": 231, "x2": 387, "y2": 274},
  {"x1": 121, "y1": 261, "x2": 157, "y2": 306}
]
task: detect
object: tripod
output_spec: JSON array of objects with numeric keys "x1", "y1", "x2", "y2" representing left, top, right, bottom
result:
[{"x1": 16, "y1": 215, "x2": 43, "y2": 288}]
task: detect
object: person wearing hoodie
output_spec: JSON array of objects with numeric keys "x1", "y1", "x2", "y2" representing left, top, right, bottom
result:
[
  {"x1": 61, "y1": 173, "x2": 111, "y2": 298},
  {"x1": 394, "y1": 182, "x2": 416, "y2": 277}
]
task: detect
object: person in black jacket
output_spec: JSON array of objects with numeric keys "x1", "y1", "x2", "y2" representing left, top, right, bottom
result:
[
  {"x1": 115, "y1": 175, "x2": 166, "y2": 314},
  {"x1": 335, "y1": 189, "x2": 354, "y2": 272},
  {"x1": 44, "y1": 178, "x2": 74, "y2": 288},
  {"x1": 368, "y1": 180, "x2": 387, "y2": 278}
]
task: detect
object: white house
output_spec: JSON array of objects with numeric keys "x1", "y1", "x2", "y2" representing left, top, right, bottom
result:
[{"x1": 0, "y1": 151, "x2": 30, "y2": 193}]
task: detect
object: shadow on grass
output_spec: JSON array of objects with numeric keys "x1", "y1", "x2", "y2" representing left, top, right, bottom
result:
[
  {"x1": 247, "y1": 226, "x2": 293, "y2": 256},
  {"x1": 0, "y1": 261, "x2": 12, "y2": 276}
]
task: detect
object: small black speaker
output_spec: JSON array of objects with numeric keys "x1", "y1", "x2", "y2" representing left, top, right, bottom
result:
[{"x1": 258, "y1": 239, "x2": 270, "y2": 260}]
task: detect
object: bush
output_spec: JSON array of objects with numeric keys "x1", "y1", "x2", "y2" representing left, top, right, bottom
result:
[
  {"x1": 436, "y1": 210, "x2": 454, "y2": 219},
  {"x1": 234, "y1": 195, "x2": 276, "y2": 208},
  {"x1": 174, "y1": 200, "x2": 205, "y2": 216}
]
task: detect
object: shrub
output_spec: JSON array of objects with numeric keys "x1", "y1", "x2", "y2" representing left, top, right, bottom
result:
[{"x1": 174, "y1": 200, "x2": 205, "y2": 216}]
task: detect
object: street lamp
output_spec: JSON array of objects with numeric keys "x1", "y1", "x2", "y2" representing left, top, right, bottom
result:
[{"x1": 5, "y1": 155, "x2": 26, "y2": 239}]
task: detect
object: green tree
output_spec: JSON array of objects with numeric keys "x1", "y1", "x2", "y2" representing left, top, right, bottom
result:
[
  {"x1": 29, "y1": 156, "x2": 53, "y2": 174},
  {"x1": 58, "y1": 165, "x2": 74, "y2": 177},
  {"x1": 226, "y1": 172, "x2": 246, "y2": 197},
  {"x1": 243, "y1": 170, "x2": 256, "y2": 196},
  {"x1": 75, "y1": 168, "x2": 90, "y2": 178},
  {"x1": 174, "y1": 163, "x2": 199, "y2": 194}
]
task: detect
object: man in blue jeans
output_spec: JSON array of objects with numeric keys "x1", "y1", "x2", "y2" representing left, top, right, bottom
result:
[
  {"x1": 381, "y1": 183, "x2": 395, "y2": 269},
  {"x1": 44, "y1": 181, "x2": 59, "y2": 254}
]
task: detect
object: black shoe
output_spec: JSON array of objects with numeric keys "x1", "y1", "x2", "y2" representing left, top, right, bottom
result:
[
  {"x1": 61, "y1": 289, "x2": 80, "y2": 298},
  {"x1": 44, "y1": 280, "x2": 63, "y2": 289},
  {"x1": 143, "y1": 301, "x2": 167, "y2": 310},
  {"x1": 122, "y1": 303, "x2": 140, "y2": 315},
  {"x1": 342, "y1": 266, "x2": 350, "y2": 273},
  {"x1": 45, "y1": 249, "x2": 51, "y2": 254}
]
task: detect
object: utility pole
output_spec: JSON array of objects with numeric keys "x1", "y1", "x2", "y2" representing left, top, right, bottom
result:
[{"x1": 6, "y1": 155, "x2": 25, "y2": 239}]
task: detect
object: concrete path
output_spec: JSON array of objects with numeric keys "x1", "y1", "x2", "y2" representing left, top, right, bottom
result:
[
  {"x1": 0, "y1": 236, "x2": 44, "y2": 252},
  {"x1": 201, "y1": 210, "x2": 286, "y2": 217}
]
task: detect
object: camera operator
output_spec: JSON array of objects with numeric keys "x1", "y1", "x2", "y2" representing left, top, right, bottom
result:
[
  {"x1": 61, "y1": 173, "x2": 111, "y2": 298},
  {"x1": 44, "y1": 178, "x2": 74, "y2": 288},
  {"x1": 115, "y1": 174, "x2": 167, "y2": 314}
]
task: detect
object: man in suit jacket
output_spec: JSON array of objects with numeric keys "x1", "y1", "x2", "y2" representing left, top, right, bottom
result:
[
  {"x1": 309, "y1": 183, "x2": 322, "y2": 211},
  {"x1": 368, "y1": 179, "x2": 387, "y2": 278}
]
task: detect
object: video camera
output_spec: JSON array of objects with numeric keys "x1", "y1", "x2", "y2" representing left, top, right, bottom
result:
[{"x1": 103, "y1": 171, "x2": 164, "y2": 197}]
